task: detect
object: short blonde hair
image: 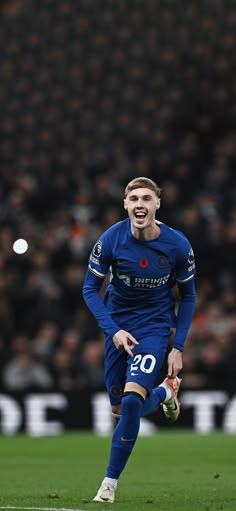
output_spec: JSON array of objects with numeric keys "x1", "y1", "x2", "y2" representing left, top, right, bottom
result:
[{"x1": 124, "y1": 177, "x2": 162, "y2": 198}]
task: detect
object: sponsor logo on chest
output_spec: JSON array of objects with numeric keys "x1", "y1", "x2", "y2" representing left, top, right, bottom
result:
[{"x1": 116, "y1": 271, "x2": 170, "y2": 288}]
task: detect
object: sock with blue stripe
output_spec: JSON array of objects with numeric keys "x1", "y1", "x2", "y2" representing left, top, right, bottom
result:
[
  {"x1": 141, "y1": 385, "x2": 168, "y2": 416},
  {"x1": 106, "y1": 392, "x2": 144, "y2": 479}
]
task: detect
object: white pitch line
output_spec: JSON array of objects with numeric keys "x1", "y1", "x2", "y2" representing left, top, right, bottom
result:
[{"x1": 0, "y1": 507, "x2": 86, "y2": 511}]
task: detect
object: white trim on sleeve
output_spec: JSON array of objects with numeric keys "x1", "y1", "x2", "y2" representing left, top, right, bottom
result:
[
  {"x1": 88, "y1": 264, "x2": 106, "y2": 278},
  {"x1": 176, "y1": 274, "x2": 195, "y2": 283}
]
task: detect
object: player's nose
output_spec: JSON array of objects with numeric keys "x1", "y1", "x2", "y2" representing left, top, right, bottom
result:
[{"x1": 136, "y1": 199, "x2": 144, "y2": 207}]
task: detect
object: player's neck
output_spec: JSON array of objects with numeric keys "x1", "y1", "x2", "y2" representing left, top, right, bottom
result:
[{"x1": 131, "y1": 222, "x2": 161, "y2": 241}]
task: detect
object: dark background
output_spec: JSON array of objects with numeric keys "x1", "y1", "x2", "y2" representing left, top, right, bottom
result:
[{"x1": 0, "y1": 0, "x2": 235, "y2": 398}]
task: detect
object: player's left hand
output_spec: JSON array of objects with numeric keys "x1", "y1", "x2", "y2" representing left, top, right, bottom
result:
[{"x1": 167, "y1": 348, "x2": 183, "y2": 378}]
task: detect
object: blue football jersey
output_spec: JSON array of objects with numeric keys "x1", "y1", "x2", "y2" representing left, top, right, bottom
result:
[{"x1": 87, "y1": 218, "x2": 196, "y2": 336}]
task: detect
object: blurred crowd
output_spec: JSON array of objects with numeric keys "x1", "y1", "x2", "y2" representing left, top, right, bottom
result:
[{"x1": 0, "y1": 0, "x2": 236, "y2": 393}]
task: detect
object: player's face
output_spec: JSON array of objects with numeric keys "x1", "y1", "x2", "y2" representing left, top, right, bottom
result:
[{"x1": 124, "y1": 187, "x2": 160, "y2": 230}]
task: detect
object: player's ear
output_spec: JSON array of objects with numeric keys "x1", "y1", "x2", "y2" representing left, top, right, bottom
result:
[
  {"x1": 124, "y1": 198, "x2": 128, "y2": 210},
  {"x1": 156, "y1": 198, "x2": 161, "y2": 210}
]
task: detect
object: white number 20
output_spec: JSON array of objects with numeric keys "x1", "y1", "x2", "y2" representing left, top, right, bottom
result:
[{"x1": 130, "y1": 354, "x2": 156, "y2": 374}]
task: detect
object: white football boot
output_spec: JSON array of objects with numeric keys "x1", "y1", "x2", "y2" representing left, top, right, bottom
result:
[
  {"x1": 161, "y1": 376, "x2": 182, "y2": 422},
  {"x1": 93, "y1": 478, "x2": 116, "y2": 503}
]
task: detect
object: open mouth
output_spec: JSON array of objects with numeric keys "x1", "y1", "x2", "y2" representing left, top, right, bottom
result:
[{"x1": 134, "y1": 211, "x2": 147, "y2": 221}]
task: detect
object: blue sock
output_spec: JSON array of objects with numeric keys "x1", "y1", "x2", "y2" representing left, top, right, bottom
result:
[
  {"x1": 106, "y1": 392, "x2": 144, "y2": 479},
  {"x1": 142, "y1": 386, "x2": 167, "y2": 416}
]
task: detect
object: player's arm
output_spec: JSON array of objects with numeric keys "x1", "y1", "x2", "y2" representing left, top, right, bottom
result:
[
  {"x1": 83, "y1": 233, "x2": 138, "y2": 356},
  {"x1": 168, "y1": 237, "x2": 196, "y2": 377},
  {"x1": 168, "y1": 276, "x2": 196, "y2": 377},
  {"x1": 173, "y1": 276, "x2": 196, "y2": 351},
  {"x1": 83, "y1": 269, "x2": 119, "y2": 337},
  {"x1": 83, "y1": 270, "x2": 138, "y2": 357}
]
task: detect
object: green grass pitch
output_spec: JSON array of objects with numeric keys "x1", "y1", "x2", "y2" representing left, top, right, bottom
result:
[{"x1": 0, "y1": 431, "x2": 235, "y2": 511}]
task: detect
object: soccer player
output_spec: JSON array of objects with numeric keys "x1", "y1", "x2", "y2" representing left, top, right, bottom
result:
[{"x1": 83, "y1": 177, "x2": 196, "y2": 503}]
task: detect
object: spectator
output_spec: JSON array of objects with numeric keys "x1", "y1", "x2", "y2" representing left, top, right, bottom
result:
[
  {"x1": 80, "y1": 340, "x2": 105, "y2": 390},
  {"x1": 0, "y1": 0, "x2": 236, "y2": 393},
  {"x1": 2, "y1": 345, "x2": 54, "y2": 391}
]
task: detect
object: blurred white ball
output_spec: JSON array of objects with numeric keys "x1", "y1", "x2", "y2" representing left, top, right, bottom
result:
[{"x1": 13, "y1": 238, "x2": 28, "y2": 254}]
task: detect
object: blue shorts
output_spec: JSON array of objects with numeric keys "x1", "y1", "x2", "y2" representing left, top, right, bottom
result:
[{"x1": 104, "y1": 328, "x2": 171, "y2": 405}]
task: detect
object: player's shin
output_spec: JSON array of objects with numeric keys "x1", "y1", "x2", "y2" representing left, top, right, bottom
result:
[
  {"x1": 106, "y1": 392, "x2": 144, "y2": 479},
  {"x1": 141, "y1": 385, "x2": 167, "y2": 416}
]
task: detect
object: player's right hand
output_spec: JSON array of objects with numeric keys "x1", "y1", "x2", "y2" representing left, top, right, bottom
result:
[{"x1": 113, "y1": 330, "x2": 139, "y2": 357}]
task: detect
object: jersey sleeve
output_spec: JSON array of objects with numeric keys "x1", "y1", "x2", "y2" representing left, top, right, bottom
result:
[
  {"x1": 88, "y1": 232, "x2": 112, "y2": 278},
  {"x1": 175, "y1": 237, "x2": 196, "y2": 283},
  {"x1": 173, "y1": 278, "x2": 196, "y2": 351},
  {"x1": 172, "y1": 235, "x2": 196, "y2": 350},
  {"x1": 83, "y1": 230, "x2": 120, "y2": 338}
]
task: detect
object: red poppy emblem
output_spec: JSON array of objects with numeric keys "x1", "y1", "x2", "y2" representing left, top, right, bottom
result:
[{"x1": 139, "y1": 258, "x2": 149, "y2": 268}]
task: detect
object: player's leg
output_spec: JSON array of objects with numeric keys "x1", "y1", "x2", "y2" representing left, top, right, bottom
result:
[
  {"x1": 138, "y1": 330, "x2": 182, "y2": 421},
  {"x1": 104, "y1": 333, "x2": 127, "y2": 416},
  {"x1": 93, "y1": 381, "x2": 146, "y2": 503},
  {"x1": 141, "y1": 384, "x2": 167, "y2": 416},
  {"x1": 126, "y1": 343, "x2": 167, "y2": 416},
  {"x1": 107, "y1": 360, "x2": 182, "y2": 422},
  {"x1": 93, "y1": 334, "x2": 179, "y2": 503},
  {"x1": 94, "y1": 337, "x2": 151, "y2": 503},
  {"x1": 93, "y1": 336, "x2": 128, "y2": 503},
  {"x1": 142, "y1": 375, "x2": 182, "y2": 421},
  {"x1": 94, "y1": 346, "x2": 166, "y2": 502}
]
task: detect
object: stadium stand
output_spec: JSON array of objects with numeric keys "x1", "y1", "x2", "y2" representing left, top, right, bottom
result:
[{"x1": 0, "y1": 0, "x2": 236, "y2": 392}]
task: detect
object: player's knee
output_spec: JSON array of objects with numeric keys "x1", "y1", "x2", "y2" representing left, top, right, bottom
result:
[
  {"x1": 112, "y1": 404, "x2": 121, "y2": 419},
  {"x1": 122, "y1": 391, "x2": 144, "y2": 416}
]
